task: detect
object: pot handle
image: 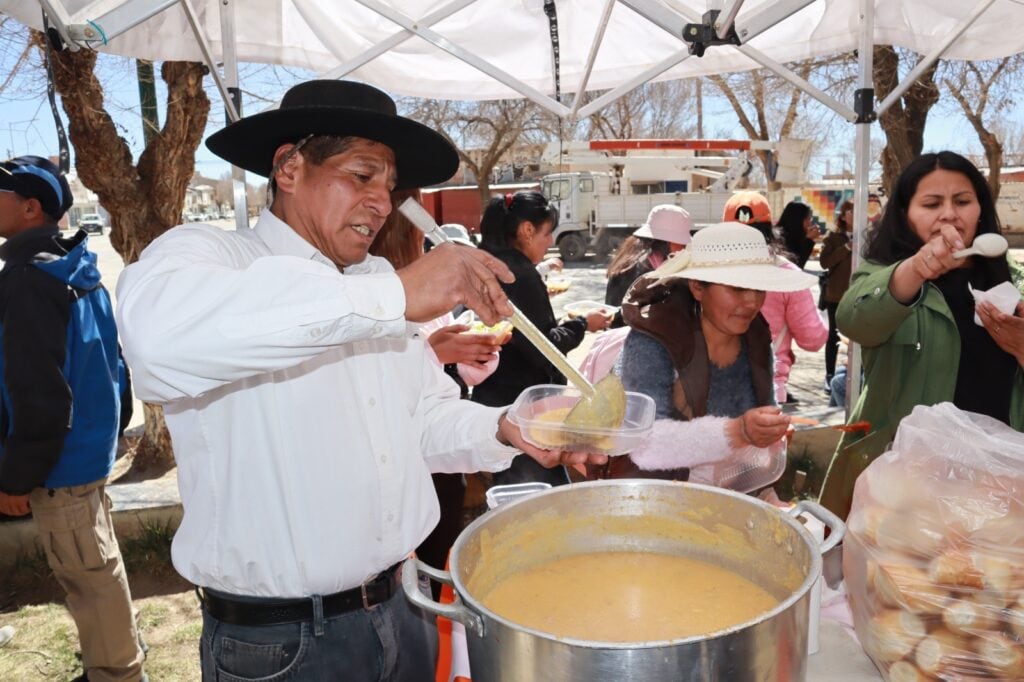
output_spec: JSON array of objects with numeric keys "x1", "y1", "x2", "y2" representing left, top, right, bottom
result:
[
  {"x1": 787, "y1": 500, "x2": 845, "y2": 555},
  {"x1": 401, "y1": 557, "x2": 485, "y2": 638}
]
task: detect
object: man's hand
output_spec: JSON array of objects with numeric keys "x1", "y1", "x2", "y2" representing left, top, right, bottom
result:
[
  {"x1": 427, "y1": 324, "x2": 500, "y2": 368},
  {"x1": 0, "y1": 492, "x2": 31, "y2": 517},
  {"x1": 398, "y1": 244, "x2": 514, "y2": 325},
  {"x1": 497, "y1": 412, "x2": 609, "y2": 469}
]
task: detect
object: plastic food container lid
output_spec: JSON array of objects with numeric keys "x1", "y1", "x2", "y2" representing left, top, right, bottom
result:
[
  {"x1": 563, "y1": 300, "x2": 618, "y2": 318},
  {"x1": 506, "y1": 384, "x2": 655, "y2": 457}
]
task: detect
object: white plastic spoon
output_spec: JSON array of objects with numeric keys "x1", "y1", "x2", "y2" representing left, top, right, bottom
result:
[{"x1": 952, "y1": 233, "x2": 1008, "y2": 259}]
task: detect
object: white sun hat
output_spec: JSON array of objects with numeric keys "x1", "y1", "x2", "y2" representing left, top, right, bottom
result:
[
  {"x1": 632, "y1": 204, "x2": 693, "y2": 245},
  {"x1": 648, "y1": 222, "x2": 817, "y2": 292}
]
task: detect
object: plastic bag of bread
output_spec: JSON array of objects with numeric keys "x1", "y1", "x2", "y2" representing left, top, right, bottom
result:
[{"x1": 843, "y1": 402, "x2": 1024, "y2": 681}]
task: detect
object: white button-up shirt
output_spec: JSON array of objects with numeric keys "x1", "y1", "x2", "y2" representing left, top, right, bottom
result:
[{"x1": 116, "y1": 210, "x2": 517, "y2": 598}]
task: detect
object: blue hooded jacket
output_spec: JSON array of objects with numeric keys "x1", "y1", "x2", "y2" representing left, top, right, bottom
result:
[{"x1": 0, "y1": 227, "x2": 128, "y2": 494}]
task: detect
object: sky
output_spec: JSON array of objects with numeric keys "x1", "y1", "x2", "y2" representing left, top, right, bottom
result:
[{"x1": 0, "y1": 27, "x2": 1017, "y2": 186}]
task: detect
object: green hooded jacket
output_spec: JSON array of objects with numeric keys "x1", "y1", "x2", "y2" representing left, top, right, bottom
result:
[{"x1": 819, "y1": 256, "x2": 1024, "y2": 518}]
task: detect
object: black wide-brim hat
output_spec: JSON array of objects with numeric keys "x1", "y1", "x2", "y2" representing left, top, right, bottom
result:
[{"x1": 206, "y1": 80, "x2": 458, "y2": 189}]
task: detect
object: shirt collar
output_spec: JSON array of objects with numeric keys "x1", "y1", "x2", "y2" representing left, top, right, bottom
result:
[
  {"x1": 0, "y1": 224, "x2": 60, "y2": 261},
  {"x1": 253, "y1": 208, "x2": 337, "y2": 270}
]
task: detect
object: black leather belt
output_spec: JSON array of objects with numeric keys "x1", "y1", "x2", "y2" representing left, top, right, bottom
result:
[{"x1": 198, "y1": 562, "x2": 402, "y2": 626}]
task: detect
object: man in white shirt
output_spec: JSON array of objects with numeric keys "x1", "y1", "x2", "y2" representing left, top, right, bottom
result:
[{"x1": 116, "y1": 80, "x2": 606, "y2": 680}]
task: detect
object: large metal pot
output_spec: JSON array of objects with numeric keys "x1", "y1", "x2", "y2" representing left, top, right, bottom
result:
[{"x1": 403, "y1": 480, "x2": 843, "y2": 681}]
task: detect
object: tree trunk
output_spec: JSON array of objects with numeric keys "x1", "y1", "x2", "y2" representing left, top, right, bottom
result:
[
  {"x1": 131, "y1": 403, "x2": 176, "y2": 472},
  {"x1": 873, "y1": 45, "x2": 941, "y2": 194},
  {"x1": 36, "y1": 32, "x2": 210, "y2": 471}
]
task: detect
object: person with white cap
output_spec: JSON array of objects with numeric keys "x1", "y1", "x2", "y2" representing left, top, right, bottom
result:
[
  {"x1": 604, "y1": 204, "x2": 692, "y2": 321},
  {"x1": 115, "y1": 80, "x2": 607, "y2": 679},
  {"x1": 589, "y1": 222, "x2": 817, "y2": 485}
]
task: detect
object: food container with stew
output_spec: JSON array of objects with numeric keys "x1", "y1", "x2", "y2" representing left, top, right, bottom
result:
[
  {"x1": 403, "y1": 479, "x2": 844, "y2": 681},
  {"x1": 505, "y1": 384, "x2": 655, "y2": 457}
]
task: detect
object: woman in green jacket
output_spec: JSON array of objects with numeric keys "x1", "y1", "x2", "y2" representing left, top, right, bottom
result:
[{"x1": 820, "y1": 151, "x2": 1024, "y2": 518}]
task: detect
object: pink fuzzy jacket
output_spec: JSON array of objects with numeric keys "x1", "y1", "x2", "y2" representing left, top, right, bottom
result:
[{"x1": 760, "y1": 260, "x2": 828, "y2": 402}]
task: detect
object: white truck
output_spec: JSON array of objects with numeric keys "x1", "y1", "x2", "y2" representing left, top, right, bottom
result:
[{"x1": 541, "y1": 170, "x2": 736, "y2": 261}]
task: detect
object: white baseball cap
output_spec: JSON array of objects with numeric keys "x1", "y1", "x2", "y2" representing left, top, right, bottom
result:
[{"x1": 632, "y1": 204, "x2": 693, "y2": 246}]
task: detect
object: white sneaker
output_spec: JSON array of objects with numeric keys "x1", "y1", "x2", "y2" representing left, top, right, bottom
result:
[{"x1": 0, "y1": 625, "x2": 14, "y2": 647}]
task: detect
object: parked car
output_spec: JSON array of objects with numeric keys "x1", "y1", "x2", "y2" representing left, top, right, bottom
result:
[{"x1": 79, "y1": 213, "x2": 105, "y2": 235}]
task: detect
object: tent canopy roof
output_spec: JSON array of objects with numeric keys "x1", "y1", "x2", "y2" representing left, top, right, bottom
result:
[{"x1": 4, "y1": 0, "x2": 1024, "y2": 102}]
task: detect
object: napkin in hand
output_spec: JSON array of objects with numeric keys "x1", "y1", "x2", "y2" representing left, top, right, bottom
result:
[{"x1": 969, "y1": 281, "x2": 1022, "y2": 325}]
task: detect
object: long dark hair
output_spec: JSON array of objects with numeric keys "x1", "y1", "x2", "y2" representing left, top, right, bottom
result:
[
  {"x1": 865, "y1": 151, "x2": 1009, "y2": 288},
  {"x1": 835, "y1": 200, "x2": 853, "y2": 232},
  {"x1": 479, "y1": 190, "x2": 558, "y2": 252},
  {"x1": 606, "y1": 236, "x2": 672, "y2": 277},
  {"x1": 776, "y1": 201, "x2": 814, "y2": 268}
]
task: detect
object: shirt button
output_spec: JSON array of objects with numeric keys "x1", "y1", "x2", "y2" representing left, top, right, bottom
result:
[
  {"x1": 873, "y1": 287, "x2": 881, "y2": 295},
  {"x1": 387, "y1": 513, "x2": 394, "y2": 522},
  {"x1": 372, "y1": 324, "x2": 382, "y2": 334},
  {"x1": 380, "y1": 453, "x2": 387, "y2": 463},
  {"x1": 368, "y1": 398, "x2": 376, "y2": 406},
  {"x1": 375, "y1": 305, "x2": 385, "y2": 316}
]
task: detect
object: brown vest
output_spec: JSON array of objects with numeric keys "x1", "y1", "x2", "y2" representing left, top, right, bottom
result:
[{"x1": 586, "y1": 275, "x2": 775, "y2": 481}]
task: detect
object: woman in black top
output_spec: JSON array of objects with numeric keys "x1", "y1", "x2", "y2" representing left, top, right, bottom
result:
[
  {"x1": 472, "y1": 191, "x2": 611, "y2": 485},
  {"x1": 777, "y1": 200, "x2": 817, "y2": 269}
]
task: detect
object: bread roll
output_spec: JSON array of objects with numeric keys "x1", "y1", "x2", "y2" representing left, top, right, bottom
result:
[
  {"x1": 914, "y1": 627, "x2": 980, "y2": 676},
  {"x1": 887, "y1": 661, "x2": 929, "y2": 682},
  {"x1": 942, "y1": 593, "x2": 998, "y2": 636},
  {"x1": 874, "y1": 563, "x2": 948, "y2": 615},
  {"x1": 976, "y1": 631, "x2": 1024, "y2": 678},
  {"x1": 865, "y1": 609, "x2": 927, "y2": 664},
  {"x1": 1007, "y1": 596, "x2": 1024, "y2": 639},
  {"x1": 970, "y1": 551, "x2": 1024, "y2": 601},
  {"x1": 929, "y1": 551, "x2": 984, "y2": 589}
]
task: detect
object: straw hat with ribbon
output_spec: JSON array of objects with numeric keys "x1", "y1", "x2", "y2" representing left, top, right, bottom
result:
[{"x1": 647, "y1": 222, "x2": 817, "y2": 292}]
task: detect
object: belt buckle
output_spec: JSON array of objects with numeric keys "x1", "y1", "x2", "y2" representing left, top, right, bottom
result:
[{"x1": 361, "y1": 581, "x2": 376, "y2": 610}]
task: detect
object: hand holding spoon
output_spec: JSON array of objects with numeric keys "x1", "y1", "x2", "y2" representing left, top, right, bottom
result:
[{"x1": 953, "y1": 233, "x2": 1008, "y2": 259}]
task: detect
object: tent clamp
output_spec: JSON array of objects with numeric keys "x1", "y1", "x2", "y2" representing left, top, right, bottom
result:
[
  {"x1": 682, "y1": 10, "x2": 740, "y2": 58},
  {"x1": 854, "y1": 87, "x2": 876, "y2": 124}
]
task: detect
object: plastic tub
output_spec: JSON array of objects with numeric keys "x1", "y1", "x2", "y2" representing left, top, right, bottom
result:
[
  {"x1": 562, "y1": 300, "x2": 618, "y2": 319},
  {"x1": 506, "y1": 384, "x2": 655, "y2": 457}
]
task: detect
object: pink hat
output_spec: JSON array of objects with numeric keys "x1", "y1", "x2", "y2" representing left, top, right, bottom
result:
[{"x1": 632, "y1": 204, "x2": 693, "y2": 245}]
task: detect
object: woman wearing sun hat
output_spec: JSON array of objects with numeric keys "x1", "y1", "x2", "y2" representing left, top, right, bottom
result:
[
  {"x1": 604, "y1": 204, "x2": 693, "y2": 321},
  {"x1": 590, "y1": 222, "x2": 818, "y2": 485}
]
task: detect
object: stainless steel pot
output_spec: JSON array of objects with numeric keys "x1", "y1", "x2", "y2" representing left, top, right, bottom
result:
[{"x1": 403, "y1": 480, "x2": 843, "y2": 681}]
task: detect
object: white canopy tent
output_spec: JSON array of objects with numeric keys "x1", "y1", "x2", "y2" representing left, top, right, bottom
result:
[{"x1": 3, "y1": 0, "x2": 1023, "y2": 406}]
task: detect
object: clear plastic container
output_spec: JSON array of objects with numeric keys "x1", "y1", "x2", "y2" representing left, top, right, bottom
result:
[
  {"x1": 703, "y1": 442, "x2": 787, "y2": 494},
  {"x1": 506, "y1": 384, "x2": 655, "y2": 457},
  {"x1": 562, "y1": 300, "x2": 618, "y2": 319}
]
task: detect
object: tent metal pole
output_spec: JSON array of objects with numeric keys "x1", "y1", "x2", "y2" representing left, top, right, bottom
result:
[
  {"x1": 737, "y1": 45, "x2": 857, "y2": 121},
  {"x1": 217, "y1": 0, "x2": 248, "y2": 230},
  {"x1": 716, "y1": 0, "x2": 746, "y2": 40},
  {"x1": 316, "y1": 0, "x2": 476, "y2": 82},
  {"x1": 734, "y1": 0, "x2": 815, "y2": 43},
  {"x1": 876, "y1": 0, "x2": 996, "y2": 117},
  {"x1": 568, "y1": 0, "x2": 616, "y2": 118},
  {"x1": 575, "y1": 49, "x2": 692, "y2": 119},
  {"x1": 847, "y1": 0, "x2": 875, "y2": 415},
  {"x1": 351, "y1": 0, "x2": 570, "y2": 117},
  {"x1": 66, "y1": 0, "x2": 177, "y2": 45},
  {"x1": 37, "y1": 0, "x2": 78, "y2": 49},
  {"x1": 179, "y1": 0, "x2": 239, "y2": 123}
]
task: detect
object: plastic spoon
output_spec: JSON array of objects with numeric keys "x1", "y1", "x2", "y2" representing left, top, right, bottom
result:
[
  {"x1": 952, "y1": 233, "x2": 1008, "y2": 259},
  {"x1": 398, "y1": 198, "x2": 627, "y2": 429}
]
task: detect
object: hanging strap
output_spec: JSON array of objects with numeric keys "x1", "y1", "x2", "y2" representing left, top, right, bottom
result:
[{"x1": 41, "y1": 11, "x2": 71, "y2": 174}]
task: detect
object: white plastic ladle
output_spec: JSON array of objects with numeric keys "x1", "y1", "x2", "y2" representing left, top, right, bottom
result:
[{"x1": 952, "y1": 233, "x2": 1008, "y2": 259}]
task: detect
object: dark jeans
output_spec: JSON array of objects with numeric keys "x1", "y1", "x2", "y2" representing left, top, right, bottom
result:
[
  {"x1": 199, "y1": 582, "x2": 437, "y2": 681},
  {"x1": 492, "y1": 453, "x2": 570, "y2": 487},
  {"x1": 824, "y1": 301, "x2": 841, "y2": 379}
]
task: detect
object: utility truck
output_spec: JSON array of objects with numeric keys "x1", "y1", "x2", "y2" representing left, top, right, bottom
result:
[{"x1": 540, "y1": 138, "x2": 810, "y2": 261}]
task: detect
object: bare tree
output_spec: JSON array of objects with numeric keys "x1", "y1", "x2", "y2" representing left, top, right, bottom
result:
[
  {"x1": 943, "y1": 55, "x2": 1024, "y2": 200},
  {"x1": 405, "y1": 98, "x2": 553, "y2": 210},
  {"x1": 584, "y1": 80, "x2": 699, "y2": 140},
  {"x1": 874, "y1": 45, "x2": 942, "y2": 194},
  {"x1": 32, "y1": 30, "x2": 210, "y2": 472}
]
